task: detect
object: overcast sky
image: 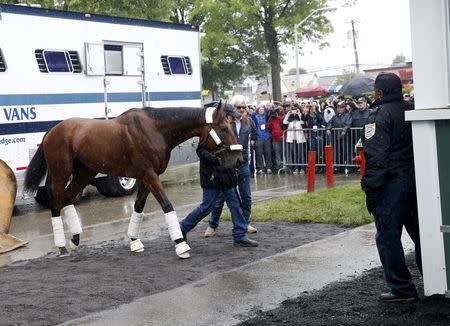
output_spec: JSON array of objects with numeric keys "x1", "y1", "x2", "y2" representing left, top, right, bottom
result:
[{"x1": 281, "y1": 0, "x2": 412, "y2": 76}]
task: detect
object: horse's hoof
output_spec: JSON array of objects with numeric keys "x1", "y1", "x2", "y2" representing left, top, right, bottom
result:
[
  {"x1": 69, "y1": 240, "x2": 79, "y2": 250},
  {"x1": 130, "y1": 239, "x2": 145, "y2": 253},
  {"x1": 58, "y1": 247, "x2": 70, "y2": 258},
  {"x1": 175, "y1": 241, "x2": 191, "y2": 259}
]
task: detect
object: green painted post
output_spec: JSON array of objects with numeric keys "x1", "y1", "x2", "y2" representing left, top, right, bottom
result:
[{"x1": 435, "y1": 120, "x2": 450, "y2": 297}]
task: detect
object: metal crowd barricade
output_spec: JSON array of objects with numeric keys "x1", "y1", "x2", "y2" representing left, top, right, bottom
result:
[{"x1": 280, "y1": 127, "x2": 363, "y2": 172}]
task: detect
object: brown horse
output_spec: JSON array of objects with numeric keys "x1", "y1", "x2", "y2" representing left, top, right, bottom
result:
[{"x1": 24, "y1": 101, "x2": 243, "y2": 258}]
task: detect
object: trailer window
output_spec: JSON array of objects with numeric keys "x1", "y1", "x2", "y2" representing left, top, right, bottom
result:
[
  {"x1": 161, "y1": 56, "x2": 192, "y2": 75},
  {"x1": 0, "y1": 49, "x2": 6, "y2": 72},
  {"x1": 104, "y1": 44, "x2": 123, "y2": 75},
  {"x1": 35, "y1": 49, "x2": 82, "y2": 73}
]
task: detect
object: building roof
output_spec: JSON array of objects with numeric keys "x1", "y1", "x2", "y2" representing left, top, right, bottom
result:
[{"x1": 363, "y1": 62, "x2": 412, "y2": 73}]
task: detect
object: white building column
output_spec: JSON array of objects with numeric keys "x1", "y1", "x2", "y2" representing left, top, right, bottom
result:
[{"x1": 407, "y1": 0, "x2": 450, "y2": 295}]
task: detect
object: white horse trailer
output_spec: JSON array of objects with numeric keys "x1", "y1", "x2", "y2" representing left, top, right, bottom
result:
[{"x1": 0, "y1": 4, "x2": 202, "y2": 204}]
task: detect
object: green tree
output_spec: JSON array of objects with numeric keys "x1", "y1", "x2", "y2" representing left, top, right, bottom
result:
[
  {"x1": 169, "y1": 0, "x2": 199, "y2": 24},
  {"x1": 186, "y1": 1, "x2": 269, "y2": 98},
  {"x1": 287, "y1": 67, "x2": 307, "y2": 75},
  {"x1": 193, "y1": 0, "x2": 333, "y2": 101},
  {"x1": 392, "y1": 53, "x2": 406, "y2": 65},
  {"x1": 29, "y1": 0, "x2": 173, "y2": 21},
  {"x1": 334, "y1": 69, "x2": 357, "y2": 85}
]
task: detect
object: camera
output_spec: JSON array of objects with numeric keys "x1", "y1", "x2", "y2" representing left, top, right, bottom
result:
[{"x1": 269, "y1": 108, "x2": 279, "y2": 118}]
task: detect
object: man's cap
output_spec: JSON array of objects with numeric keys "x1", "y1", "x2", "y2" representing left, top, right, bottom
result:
[
  {"x1": 357, "y1": 97, "x2": 366, "y2": 103},
  {"x1": 224, "y1": 103, "x2": 242, "y2": 119},
  {"x1": 374, "y1": 72, "x2": 402, "y2": 94},
  {"x1": 337, "y1": 101, "x2": 346, "y2": 107}
]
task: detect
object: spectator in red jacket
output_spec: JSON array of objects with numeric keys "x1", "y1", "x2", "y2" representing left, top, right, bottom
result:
[{"x1": 267, "y1": 105, "x2": 286, "y2": 171}]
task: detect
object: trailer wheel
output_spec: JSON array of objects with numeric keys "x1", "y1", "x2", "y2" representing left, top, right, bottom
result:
[{"x1": 95, "y1": 176, "x2": 137, "y2": 197}]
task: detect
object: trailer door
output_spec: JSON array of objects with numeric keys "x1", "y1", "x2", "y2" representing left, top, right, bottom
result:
[
  {"x1": 85, "y1": 43, "x2": 105, "y2": 75},
  {"x1": 103, "y1": 42, "x2": 145, "y2": 118}
]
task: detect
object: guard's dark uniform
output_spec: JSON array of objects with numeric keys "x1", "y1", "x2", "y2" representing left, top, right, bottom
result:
[{"x1": 362, "y1": 75, "x2": 422, "y2": 299}]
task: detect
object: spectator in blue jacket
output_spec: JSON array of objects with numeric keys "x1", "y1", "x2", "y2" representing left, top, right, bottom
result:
[{"x1": 252, "y1": 104, "x2": 273, "y2": 174}]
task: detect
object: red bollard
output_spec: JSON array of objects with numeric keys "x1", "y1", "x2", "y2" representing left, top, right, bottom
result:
[
  {"x1": 325, "y1": 145, "x2": 334, "y2": 188},
  {"x1": 307, "y1": 151, "x2": 316, "y2": 192},
  {"x1": 358, "y1": 148, "x2": 366, "y2": 177}
]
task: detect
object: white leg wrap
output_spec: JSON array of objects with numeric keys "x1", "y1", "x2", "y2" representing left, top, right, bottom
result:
[
  {"x1": 130, "y1": 239, "x2": 145, "y2": 253},
  {"x1": 164, "y1": 211, "x2": 183, "y2": 241},
  {"x1": 62, "y1": 204, "x2": 83, "y2": 235},
  {"x1": 51, "y1": 216, "x2": 66, "y2": 248},
  {"x1": 127, "y1": 211, "x2": 144, "y2": 239},
  {"x1": 165, "y1": 211, "x2": 190, "y2": 258},
  {"x1": 175, "y1": 242, "x2": 191, "y2": 259}
]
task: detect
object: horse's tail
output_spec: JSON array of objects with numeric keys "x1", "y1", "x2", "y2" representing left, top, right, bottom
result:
[{"x1": 24, "y1": 132, "x2": 48, "y2": 195}]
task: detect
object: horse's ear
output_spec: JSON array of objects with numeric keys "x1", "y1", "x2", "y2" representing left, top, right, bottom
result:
[{"x1": 214, "y1": 100, "x2": 226, "y2": 122}]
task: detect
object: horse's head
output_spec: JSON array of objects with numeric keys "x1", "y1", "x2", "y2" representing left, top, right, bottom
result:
[{"x1": 202, "y1": 100, "x2": 244, "y2": 169}]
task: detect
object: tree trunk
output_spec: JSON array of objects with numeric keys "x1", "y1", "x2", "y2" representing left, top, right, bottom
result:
[
  {"x1": 262, "y1": 11, "x2": 282, "y2": 102},
  {"x1": 270, "y1": 60, "x2": 281, "y2": 102}
]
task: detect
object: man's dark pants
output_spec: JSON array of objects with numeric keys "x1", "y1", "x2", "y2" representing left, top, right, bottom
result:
[
  {"x1": 366, "y1": 173, "x2": 422, "y2": 297},
  {"x1": 255, "y1": 139, "x2": 273, "y2": 171},
  {"x1": 209, "y1": 163, "x2": 252, "y2": 228}
]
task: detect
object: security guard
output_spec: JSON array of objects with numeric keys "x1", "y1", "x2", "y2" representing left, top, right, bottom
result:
[{"x1": 362, "y1": 72, "x2": 422, "y2": 302}]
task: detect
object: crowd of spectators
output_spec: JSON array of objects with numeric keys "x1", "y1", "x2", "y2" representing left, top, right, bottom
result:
[{"x1": 242, "y1": 92, "x2": 414, "y2": 175}]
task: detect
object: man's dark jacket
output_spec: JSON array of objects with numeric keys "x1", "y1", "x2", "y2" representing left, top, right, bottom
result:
[
  {"x1": 305, "y1": 112, "x2": 326, "y2": 128},
  {"x1": 326, "y1": 111, "x2": 352, "y2": 132},
  {"x1": 196, "y1": 143, "x2": 238, "y2": 189},
  {"x1": 361, "y1": 93, "x2": 415, "y2": 192},
  {"x1": 351, "y1": 108, "x2": 371, "y2": 128}
]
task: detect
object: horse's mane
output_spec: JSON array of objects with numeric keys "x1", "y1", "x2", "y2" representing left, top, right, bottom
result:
[
  {"x1": 122, "y1": 106, "x2": 225, "y2": 121},
  {"x1": 121, "y1": 107, "x2": 203, "y2": 121}
]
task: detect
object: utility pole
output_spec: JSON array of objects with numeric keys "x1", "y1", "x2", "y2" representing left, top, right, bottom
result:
[{"x1": 348, "y1": 20, "x2": 360, "y2": 73}]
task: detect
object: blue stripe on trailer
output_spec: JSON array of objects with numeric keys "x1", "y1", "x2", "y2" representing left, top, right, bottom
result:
[
  {"x1": 0, "y1": 4, "x2": 199, "y2": 32},
  {"x1": 0, "y1": 120, "x2": 62, "y2": 135},
  {"x1": 0, "y1": 92, "x2": 201, "y2": 106}
]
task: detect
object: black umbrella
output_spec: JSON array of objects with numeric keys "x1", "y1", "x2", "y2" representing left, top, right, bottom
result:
[{"x1": 339, "y1": 75, "x2": 375, "y2": 96}]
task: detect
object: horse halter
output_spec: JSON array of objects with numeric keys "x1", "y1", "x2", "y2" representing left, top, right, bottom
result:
[{"x1": 205, "y1": 107, "x2": 243, "y2": 155}]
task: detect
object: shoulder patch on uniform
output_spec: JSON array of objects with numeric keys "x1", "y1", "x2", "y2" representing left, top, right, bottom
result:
[{"x1": 365, "y1": 123, "x2": 376, "y2": 139}]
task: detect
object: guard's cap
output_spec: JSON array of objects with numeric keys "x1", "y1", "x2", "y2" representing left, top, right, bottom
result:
[{"x1": 374, "y1": 72, "x2": 402, "y2": 94}]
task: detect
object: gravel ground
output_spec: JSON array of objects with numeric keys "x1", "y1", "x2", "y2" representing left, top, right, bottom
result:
[{"x1": 240, "y1": 255, "x2": 450, "y2": 326}]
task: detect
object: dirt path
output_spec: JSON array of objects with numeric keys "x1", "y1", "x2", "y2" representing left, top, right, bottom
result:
[{"x1": 0, "y1": 221, "x2": 349, "y2": 326}]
